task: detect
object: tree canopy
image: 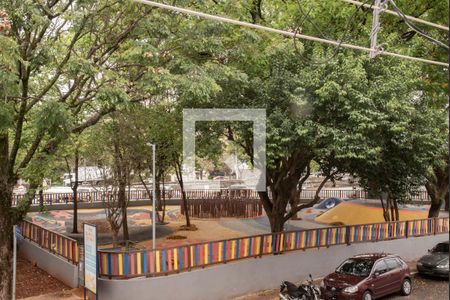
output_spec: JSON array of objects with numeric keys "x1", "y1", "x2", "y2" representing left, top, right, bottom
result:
[{"x1": 0, "y1": 0, "x2": 448, "y2": 297}]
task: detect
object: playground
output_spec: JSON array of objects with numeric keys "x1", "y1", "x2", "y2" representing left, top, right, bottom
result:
[
  {"x1": 17, "y1": 192, "x2": 449, "y2": 299},
  {"x1": 25, "y1": 198, "x2": 447, "y2": 250}
]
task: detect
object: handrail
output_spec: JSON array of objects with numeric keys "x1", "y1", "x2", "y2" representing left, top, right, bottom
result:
[{"x1": 20, "y1": 220, "x2": 79, "y2": 264}]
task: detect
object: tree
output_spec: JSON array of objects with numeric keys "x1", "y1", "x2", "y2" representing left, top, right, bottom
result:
[
  {"x1": 83, "y1": 113, "x2": 135, "y2": 243},
  {"x1": 426, "y1": 148, "x2": 449, "y2": 217},
  {"x1": 151, "y1": 0, "x2": 447, "y2": 231},
  {"x1": 129, "y1": 103, "x2": 194, "y2": 227},
  {"x1": 0, "y1": 1, "x2": 151, "y2": 296},
  {"x1": 64, "y1": 145, "x2": 80, "y2": 234},
  {"x1": 379, "y1": 0, "x2": 449, "y2": 217}
]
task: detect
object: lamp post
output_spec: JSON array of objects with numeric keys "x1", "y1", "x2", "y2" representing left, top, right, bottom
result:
[{"x1": 147, "y1": 143, "x2": 156, "y2": 260}]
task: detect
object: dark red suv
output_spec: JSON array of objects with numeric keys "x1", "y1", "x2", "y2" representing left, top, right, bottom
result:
[{"x1": 322, "y1": 253, "x2": 411, "y2": 300}]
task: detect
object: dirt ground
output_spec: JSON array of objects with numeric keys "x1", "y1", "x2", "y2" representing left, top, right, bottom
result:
[
  {"x1": 144, "y1": 217, "x2": 251, "y2": 248},
  {"x1": 16, "y1": 256, "x2": 77, "y2": 299}
]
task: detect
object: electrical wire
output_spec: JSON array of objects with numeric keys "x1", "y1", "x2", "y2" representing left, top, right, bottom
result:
[
  {"x1": 341, "y1": 0, "x2": 449, "y2": 31},
  {"x1": 132, "y1": 0, "x2": 449, "y2": 67},
  {"x1": 292, "y1": 0, "x2": 374, "y2": 65},
  {"x1": 388, "y1": 0, "x2": 449, "y2": 51}
]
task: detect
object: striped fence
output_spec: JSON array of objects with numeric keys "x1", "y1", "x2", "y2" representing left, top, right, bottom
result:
[
  {"x1": 19, "y1": 220, "x2": 79, "y2": 264},
  {"x1": 98, "y1": 217, "x2": 449, "y2": 279},
  {"x1": 181, "y1": 198, "x2": 263, "y2": 218}
]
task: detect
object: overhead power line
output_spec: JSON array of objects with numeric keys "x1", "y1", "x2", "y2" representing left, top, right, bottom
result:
[
  {"x1": 133, "y1": 0, "x2": 448, "y2": 67},
  {"x1": 388, "y1": 0, "x2": 449, "y2": 51},
  {"x1": 341, "y1": 0, "x2": 449, "y2": 31},
  {"x1": 293, "y1": 0, "x2": 374, "y2": 64}
]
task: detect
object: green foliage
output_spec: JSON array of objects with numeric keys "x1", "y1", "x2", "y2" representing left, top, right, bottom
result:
[
  {"x1": 33, "y1": 101, "x2": 73, "y2": 138},
  {"x1": 0, "y1": 35, "x2": 18, "y2": 133}
]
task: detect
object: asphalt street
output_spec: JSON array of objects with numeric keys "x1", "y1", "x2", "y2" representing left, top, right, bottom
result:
[{"x1": 235, "y1": 273, "x2": 448, "y2": 300}]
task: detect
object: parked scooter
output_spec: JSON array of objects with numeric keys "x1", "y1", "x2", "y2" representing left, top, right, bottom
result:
[{"x1": 279, "y1": 274, "x2": 322, "y2": 300}]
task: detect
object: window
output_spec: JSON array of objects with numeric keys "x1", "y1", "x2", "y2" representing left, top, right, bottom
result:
[
  {"x1": 385, "y1": 258, "x2": 401, "y2": 271},
  {"x1": 336, "y1": 259, "x2": 374, "y2": 277},
  {"x1": 372, "y1": 260, "x2": 388, "y2": 275}
]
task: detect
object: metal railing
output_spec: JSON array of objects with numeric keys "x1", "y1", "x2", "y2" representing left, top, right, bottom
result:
[
  {"x1": 13, "y1": 188, "x2": 432, "y2": 207},
  {"x1": 20, "y1": 220, "x2": 79, "y2": 264}
]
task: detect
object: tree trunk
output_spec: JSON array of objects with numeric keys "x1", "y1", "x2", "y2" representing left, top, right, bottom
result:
[
  {"x1": 268, "y1": 213, "x2": 285, "y2": 233},
  {"x1": 119, "y1": 183, "x2": 128, "y2": 241},
  {"x1": 260, "y1": 179, "x2": 298, "y2": 233},
  {"x1": 111, "y1": 228, "x2": 119, "y2": 248},
  {"x1": 425, "y1": 158, "x2": 448, "y2": 218},
  {"x1": 155, "y1": 172, "x2": 162, "y2": 212},
  {"x1": 392, "y1": 198, "x2": 399, "y2": 221},
  {"x1": 161, "y1": 174, "x2": 166, "y2": 223},
  {"x1": 72, "y1": 150, "x2": 79, "y2": 234},
  {"x1": 445, "y1": 192, "x2": 449, "y2": 212},
  {"x1": 425, "y1": 182, "x2": 446, "y2": 218},
  {"x1": 38, "y1": 189, "x2": 44, "y2": 212},
  {"x1": 0, "y1": 217, "x2": 13, "y2": 300},
  {"x1": 180, "y1": 187, "x2": 190, "y2": 227},
  {"x1": 175, "y1": 160, "x2": 190, "y2": 227},
  {"x1": 428, "y1": 201, "x2": 442, "y2": 218},
  {"x1": 0, "y1": 133, "x2": 13, "y2": 299},
  {"x1": 380, "y1": 194, "x2": 390, "y2": 222},
  {"x1": 113, "y1": 139, "x2": 129, "y2": 241},
  {"x1": 261, "y1": 168, "x2": 333, "y2": 233},
  {"x1": 0, "y1": 190, "x2": 13, "y2": 300}
]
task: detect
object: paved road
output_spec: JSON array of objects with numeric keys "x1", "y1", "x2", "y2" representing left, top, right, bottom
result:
[
  {"x1": 385, "y1": 273, "x2": 448, "y2": 300},
  {"x1": 235, "y1": 273, "x2": 448, "y2": 300}
]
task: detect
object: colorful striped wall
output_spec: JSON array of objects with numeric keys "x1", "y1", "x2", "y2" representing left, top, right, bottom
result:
[
  {"x1": 20, "y1": 221, "x2": 79, "y2": 264},
  {"x1": 98, "y1": 217, "x2": 449, "y2": 278}
]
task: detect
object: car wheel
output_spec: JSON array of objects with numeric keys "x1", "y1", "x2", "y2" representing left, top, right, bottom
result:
[
  {"x1": 400, "y1": 278, "x2": 412, "y2": 296},
  {"x1": 362, "y1": 291, "x2": 373, "y2": 300}
]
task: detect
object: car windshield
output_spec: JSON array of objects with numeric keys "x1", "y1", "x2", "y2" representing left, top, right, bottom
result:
[
  {"x1": 336, "y1": 258, "x2": 374, "y2": 277},
  {"x1": 432, "y1": 243, "x2": 449, "y2": 253}
]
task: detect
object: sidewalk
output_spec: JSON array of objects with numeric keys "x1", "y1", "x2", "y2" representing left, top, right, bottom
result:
[{"x1": 21, "y1": 289, "x2": 83, "y2": 300}]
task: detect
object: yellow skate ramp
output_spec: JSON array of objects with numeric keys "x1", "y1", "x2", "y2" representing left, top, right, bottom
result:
[{"x1": 314, "y1": 201, "x2": 429, "y2": 225}]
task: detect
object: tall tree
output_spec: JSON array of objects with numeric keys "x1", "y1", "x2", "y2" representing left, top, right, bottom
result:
[
  {"x1": 0, "y1": 1, "x2": 151, "y2": 296},
  {"x1": 155, "y1": 0, "x2": 447, "y2": 231}
]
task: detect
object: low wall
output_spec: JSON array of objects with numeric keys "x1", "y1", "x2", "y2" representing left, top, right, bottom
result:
[
  {"x1": 98, "y1": 234, "x2": 448, "y2": 300},
  {"x1": 28, "y1": 199, "x2": 161, "y2": 212},
  {"x1": 19, "y1": 239, "x2": 79, "y2": 288}
]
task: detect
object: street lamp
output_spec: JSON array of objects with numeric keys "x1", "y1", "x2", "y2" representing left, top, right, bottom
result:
[{"x1": 147, "y1": 143, "x2": 156, "y2": 261}]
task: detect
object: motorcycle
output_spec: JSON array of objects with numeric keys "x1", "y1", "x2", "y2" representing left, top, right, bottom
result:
[{"x1": 279, "y1": 274, "x2": 322, "y2": 300}]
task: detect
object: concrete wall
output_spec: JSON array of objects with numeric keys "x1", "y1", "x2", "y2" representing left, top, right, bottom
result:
[
  {"x1": 27, "y1": 199, "x2": 165, "y2": 212},
  {"x1": 98, "y1": 234, "x2": 448, "y2": 300},
  {"x1": 19, "y1": 239, "x2": 79, "y2": 288}
]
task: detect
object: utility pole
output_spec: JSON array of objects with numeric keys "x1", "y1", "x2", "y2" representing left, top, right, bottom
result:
[
  {"x1": 147, "y1": 143, "x2": 157, "y2": 264},
  {"x1": 12, "y1": 225, "x2": 17, "y2": 300},
  {"x1": 369, "y1": 0, "x2": 388, "y2": 58}
]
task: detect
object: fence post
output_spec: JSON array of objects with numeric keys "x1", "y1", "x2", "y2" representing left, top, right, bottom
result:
[
  {"x1": 434, "y1": 217, "x2": 438, "y2": 235},
  {"x1": 345, "y1": 226, "x2": 351, "y2": 245},
  {"x1": 405, "y1": 221, "x2": 409, "y2": 238},
  {"x1": 259, "y1": 235, "x2": 264, "y2": 257}
]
